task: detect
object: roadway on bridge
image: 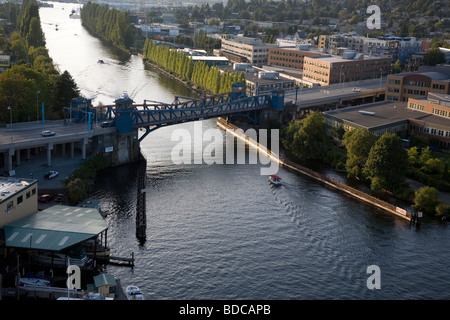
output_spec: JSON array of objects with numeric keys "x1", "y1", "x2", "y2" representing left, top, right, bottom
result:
[
  {"x1": 285, "y1": 78, "x2": 386, "y2": 107},
  {"x1": 0, "y1": 120, "x2": 107, "y2": 150}
]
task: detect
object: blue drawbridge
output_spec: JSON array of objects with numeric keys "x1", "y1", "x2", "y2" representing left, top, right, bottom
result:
[{"x1": 65, "y1": 83, "x2": 285, "y2": 141}]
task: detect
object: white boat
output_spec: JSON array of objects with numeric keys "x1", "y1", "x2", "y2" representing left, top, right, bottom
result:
[
  {"x1": 268, "y1": 174, "x2": 282, "y2": 186},
  {"x1": 20, "y1": 278, "x2": 51, "y2": 287},
  {"x1": 126, "y1": 285, "x2": 144, "y2": 300},
  {"x1": 30, "y1": 246, "x2": 92, "y2": 268}
]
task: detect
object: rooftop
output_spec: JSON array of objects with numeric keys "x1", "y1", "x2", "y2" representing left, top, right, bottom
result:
[
  {"x1": 0, "y1": 177, "x2": 37, "y2": 204},
  {"x1": 325, "y1": 101, "x2": 413, "y2": 129},
  {"x1": 325, "y1": 100, "x2": 450, "y2": 130},
  {"x1": 3, "y1": 204, "x2": 107, "y2": 251}
]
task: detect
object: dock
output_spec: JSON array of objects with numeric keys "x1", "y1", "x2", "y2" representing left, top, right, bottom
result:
[{"x1": 93, "y1": 253, "x2": 135, "y2": 267}]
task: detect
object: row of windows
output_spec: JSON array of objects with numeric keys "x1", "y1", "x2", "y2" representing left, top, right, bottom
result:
[
  {"x1": 271, "y1": 51, "x2": 308, "y2": 58},
  {"x1": 389, "y1": 79, "x2": 401, "y2": 85},
  {"x1": 303, "y1": 68, "x2": 328, "y2": 76},
  {"x1": 270, "y1": 62, "x2": 302, "y2": 69},
  {"x1": 408, "y1": 103, "x2": 425, "y2": 111},
  {"x1": 270, "y1": 56, "x2": 302, "y2": 63},
  {"x1": 424, "y1": 127, "x2": 450, "y2": 138},
  {"x1": 303, "y1": 73, "x2": 328, "y2": 84},
  {"x1": 432, "y1": 84, "x2": 447, "y2": 90},
  {"x1": 432, "y1": 108, "x2": 450, "y2": 118},
  {"x1": 6, "y1": 187, "x2": 36, "y2": 213},
  {"x1": 406, "y1": 81, "x2": 430, "y2": 87}
]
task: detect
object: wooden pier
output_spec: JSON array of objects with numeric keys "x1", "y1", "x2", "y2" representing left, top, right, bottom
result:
[
  {"x1": 136, "y1": 153, "x2": 147, "y2": 242},
  {"x1": 93, "y1": 252, "x2": 135, "y2": 267}
]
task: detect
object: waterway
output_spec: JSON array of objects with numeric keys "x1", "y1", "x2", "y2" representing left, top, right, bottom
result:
[{"x1": 40, "y1": 2, "x2": 450, "y2": 300}]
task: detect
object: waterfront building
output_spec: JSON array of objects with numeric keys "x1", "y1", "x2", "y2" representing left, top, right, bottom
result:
[
  {"x1": 220, "y1": 36, "x2": 277, "y2": 66},
  {"x1": 0, "y1": 177, "x2": 38, "y2": 228},
  {"x1": 189, "y1": 55, "x2": 230, "y2": 67},
  {"x1": 408, "y1": 93, "x2": 450, "y2": 148},
  {"x1": 223, "y1": 64, "x2": 296, "y2": 96},
  {"x1": 324, "y1": 98, "x2": 450, "y2": 149},
  {"x1": 268, "y1": 46, "x2": 322, "y2": 70},
  {"x1": 302, "y1": 53, "x2": 391, "y2": 86},
  {"x1": 385, "y1": 66, "x2": 450, "y2": 102}
]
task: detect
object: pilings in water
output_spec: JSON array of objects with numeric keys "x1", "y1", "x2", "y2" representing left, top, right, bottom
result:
[{"x1": 136, "y1": 153, "x2": 147, "y2": 243}]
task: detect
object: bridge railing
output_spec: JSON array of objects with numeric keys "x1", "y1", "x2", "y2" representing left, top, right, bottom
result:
[{"x1": 131, "y1": 94, "x2": 271, "y2": 128}]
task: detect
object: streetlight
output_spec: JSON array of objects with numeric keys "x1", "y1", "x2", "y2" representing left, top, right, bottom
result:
[
  {"x1": 7, "y1": 106, "x2": 12, "y2": 142},
  {"x1": 36, "y1": 90, "x2": 40, "y2": 122}
]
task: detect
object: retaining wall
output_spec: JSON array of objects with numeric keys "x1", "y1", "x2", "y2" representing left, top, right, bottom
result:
[{"x1": 217, "y1": 117, "x2": 412, "y2": 222}]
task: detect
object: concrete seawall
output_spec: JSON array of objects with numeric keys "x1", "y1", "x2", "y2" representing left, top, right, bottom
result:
[{"x1": 217, "y1": 117, "x2": 412, "y2": 222}]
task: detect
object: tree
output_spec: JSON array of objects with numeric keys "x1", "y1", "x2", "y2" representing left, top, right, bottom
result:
[
  {"x1": 289, "y1": 112, "x2": 330, "y2": 161},
  {"x1": 363, "y1": 133, "x2": 408, "y2": 192},
  {"x1": 26, "y1": 16, "x2": 45, "y2": 48},
  {"x1": 413, "y1": 186, "x2": 439, "y2": 214},
  {"x1": 342, "y1": 128, "x2": 377, "y2": 179},
  {"x1": 55, "y1": 70, "x2": 80, "y2": 111},
  {"x1": 424, "y1": 48, "x2": 445, "y2": 66},
  {"x1": 391, "y1": 60, "x2": 402, "y2": 74},
  {"x1": 67, "y1": 178, "x2": 87, "y2": 204}
]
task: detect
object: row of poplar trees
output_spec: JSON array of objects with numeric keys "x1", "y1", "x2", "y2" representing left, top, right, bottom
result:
[
  {"x1": 143, "y1": 39, "x2": 245, "y2": 95},
  {"x1": 80, "y1": 2, "x2": 135, "y2": 50}
]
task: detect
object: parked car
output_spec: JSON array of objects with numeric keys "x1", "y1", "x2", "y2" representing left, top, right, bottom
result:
[
  {"x1": 38, "y1": 194, "x2": 55, "y2": 203},
  {"x1": 44, "y1": 170, "x2": 59, "y2": 179},
  {"x1": 101, "y1": 121, "x2": 115, "y2": 128},
  {"x1": 353, "y1": 87, "x2": 361, "y2": 92},
  {"x1": 55, "y1": 194, "x2": 64, "y2": 202},
  {"x1": 41, "y1": 130, "x2": 55, "y2": 137}
]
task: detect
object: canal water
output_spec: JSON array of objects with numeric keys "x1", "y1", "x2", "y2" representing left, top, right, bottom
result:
[{"x1": 40, "y1": 2, "x2": 450, "y2": 300}]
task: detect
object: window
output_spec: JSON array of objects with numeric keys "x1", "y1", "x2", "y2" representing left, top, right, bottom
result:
[
  {"x1": 7, "y1": 201, "x2": 13, "y2": 213},
  {"x1": 32, "y1": 188, "x2": 36, "y2": 195},
  {"x1": 26, "y1": 191, "x2": 31, "y2": 199},
  {"x1": 17, "y1": 195, "x2": 23, "y2": 205}
]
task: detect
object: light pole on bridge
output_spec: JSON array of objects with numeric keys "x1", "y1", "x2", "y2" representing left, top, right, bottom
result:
[
  {"x1": 36, "y1": 90, "x2": 40, "y2": 122},
  {"x1": 7, "y1": 105, "x2": 12, "y2": 142}
]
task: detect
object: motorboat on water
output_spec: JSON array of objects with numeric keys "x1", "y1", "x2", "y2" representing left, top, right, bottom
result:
[
  {"x1": 126, "y1": 285, "x2": 144, "y2": 300},
  {"x1": 268, "y1": 174, "x2": 282, "y2": 186}
]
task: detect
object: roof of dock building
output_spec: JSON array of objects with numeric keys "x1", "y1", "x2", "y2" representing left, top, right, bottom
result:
[{"x1": 3, "y1": 205, "x2": 107, "y2": 251}]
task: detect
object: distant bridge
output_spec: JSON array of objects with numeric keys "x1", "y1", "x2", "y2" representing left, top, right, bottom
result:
[{"x1": 66, "y1": 83, "x2": 285, "y2": 141}]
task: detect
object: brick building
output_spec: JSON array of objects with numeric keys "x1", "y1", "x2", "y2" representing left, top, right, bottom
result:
[
  {"x1": 386, "y1": 66, "x2": 450, "y2": 102},
  {"x1": 302, "y1": 53, "x2": 391, "y2": 86}
]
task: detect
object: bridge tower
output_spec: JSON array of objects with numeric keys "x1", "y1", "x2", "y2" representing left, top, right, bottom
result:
[{"x1": 110, "y1": 93, "x2": 141, "y2": 166}]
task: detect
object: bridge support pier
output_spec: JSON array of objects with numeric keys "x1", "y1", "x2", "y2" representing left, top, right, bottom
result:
[
  {"x1": 46, "y1": 143, "x2": 53, "y2": 167},
  {"x1": 70, "y1": 142, "x2": 75, "y2": 159},
  {"x1": 7, "y1": 147, "x2": 14, "y2": 172},
  {"x1": 15, "y1": 150, "x2": 20, "y2": 167},
  {"x1": 81, "y1": 137, "x2": 88, "y2": 160}
]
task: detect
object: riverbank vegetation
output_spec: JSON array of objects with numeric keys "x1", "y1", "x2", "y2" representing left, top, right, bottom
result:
[
  {"x1": 282, "y1": 112, "x2": 450, "y2": 219},
  {"x1": 143, "y1": 38, "x2": 246, "y2": 95},
  {"x1": 80, "y1": 2, "x2": 136, "y2": 51},
  {"x1": 65, "y1": 154, "x2": 107, "y2": 204},
  {"x1": 0, "y1": 0, "x2": 80, "y2": 125}
]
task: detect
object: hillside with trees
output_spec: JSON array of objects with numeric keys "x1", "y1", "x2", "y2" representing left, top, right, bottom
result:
[{"x1": 0, "y1": 0, "x2": 80, "y2": 125}]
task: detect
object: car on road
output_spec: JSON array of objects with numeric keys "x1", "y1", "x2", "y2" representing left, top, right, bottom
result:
[
  {"x1": 38, "y1": 194, "x2": 55, "y2": 203},
  {"x1": 55, "y1": 194, "x2": 64, "y2": 202},
  {"x1": 352, "y1": 87, "x2": 361, "y2": 92},
  {"x1": 44, "y1": 170, "x2": 59, "y2": 179},
  {"x1": 41, "y1": 130, "x2": 56, "y2": 137},
  {"x1": 101, "y1": 121, "x2": 115, "y2": 128}
]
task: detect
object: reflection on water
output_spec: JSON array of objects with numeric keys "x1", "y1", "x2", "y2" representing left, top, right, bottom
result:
[{"x1": 41, "y1": 2, "x2": 450, "y2": 300}]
